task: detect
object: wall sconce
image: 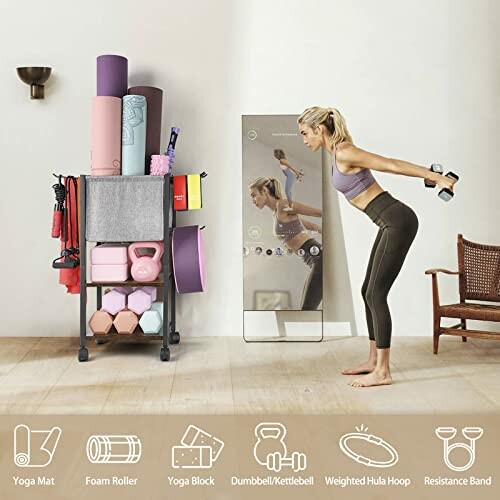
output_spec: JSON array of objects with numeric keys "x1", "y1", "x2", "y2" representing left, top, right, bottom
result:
[{"x1": 16, "y1": 67, "x2": 52, "y2": 99}]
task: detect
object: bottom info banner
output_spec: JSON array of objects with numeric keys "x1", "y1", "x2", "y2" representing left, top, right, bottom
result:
[{"x1": 1, "y1": 415, "x2": 498, "y2": 500}]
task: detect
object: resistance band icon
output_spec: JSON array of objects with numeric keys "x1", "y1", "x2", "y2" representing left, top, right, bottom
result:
[
  {"x1": 339, "y1": 425, "x2": 398, "y2": 468},
  {"x1": 14, "y1": 424, "x2": 62, "y2": 468},
  {"x1": 435, "y1": 426, "x2": 483, "y2": 472},
  {"x1": 86, "y1": 435, "x2": 142, "y2": 464}
]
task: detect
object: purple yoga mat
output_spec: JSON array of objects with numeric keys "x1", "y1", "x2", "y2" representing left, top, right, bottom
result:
[
  {"x1": 128, "y1": 86, "x2": 163, "y2": 174},
  {"x1": 97, "y1": 55, "x2": 128, "y2": 98},
  {"x1": 172, "y1": 226, "x2": 206, "y2": 294}
]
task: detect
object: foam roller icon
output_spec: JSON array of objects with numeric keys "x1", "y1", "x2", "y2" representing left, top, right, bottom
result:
[
  {"x1": 87, "y1": 435, "x2": 142, "y2": 464},
  {"x1": 14, "y1": 424, "x2": 62, "y2": 468}
]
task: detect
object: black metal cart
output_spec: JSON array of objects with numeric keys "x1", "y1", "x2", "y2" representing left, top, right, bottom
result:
[{"x1": 78, "y1": 174, "x2": 179, "y2": 362}]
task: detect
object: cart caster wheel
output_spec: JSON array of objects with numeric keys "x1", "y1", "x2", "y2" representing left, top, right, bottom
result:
[
  {"x1": 78, "y1": 348, "x2": 89, "y2": 362},
  {"x1": 169, "y1": 331, "x2": 180, "y2": 344},
  {"x1": 95, "y1": 338, "x2": 106, "y2": 345},
  {"x1": 160, "y1": 347, "x2": 170, "y2": 362}
]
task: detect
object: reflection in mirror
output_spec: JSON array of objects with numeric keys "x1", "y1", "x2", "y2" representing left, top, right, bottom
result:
[{"x1": 243, "y1": 115, "x2": 323, "y2": 341}]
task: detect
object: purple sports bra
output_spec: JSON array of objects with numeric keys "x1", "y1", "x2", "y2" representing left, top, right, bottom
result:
[{"x1": 332, "y1": 146, "x2": 376, "y2": 200}]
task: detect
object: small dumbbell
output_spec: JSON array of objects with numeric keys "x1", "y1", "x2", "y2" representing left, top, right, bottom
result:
[
  {"x1": 424, "y1": 163, "x2": 444, "y2": 188},
  {"x1": 266, "y1": 451, "x2": 307, "y2": 472},
  {"x1": 438, "y1": 172, "x2": 459, "y2": 202},
  {"x1": 89, "y1": 310, "x2": 113, "y2": 335},
  {"x1": 113, "y1": 310, "x2": 139, "y2": 334}
]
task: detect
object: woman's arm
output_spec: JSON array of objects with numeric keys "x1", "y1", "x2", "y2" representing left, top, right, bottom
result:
[
  {"x1": 301, "y1": 218, "x2": 322, "y2": 233},
  {"x1": 282, "y1": 200, "x2": 322, "y2": 217},
  {"x1": 338, "y1": 144, "x2": 454, "y2": 190},
  {"x1": 280, "y1": 159, "x2": 303, "y2": 177}
]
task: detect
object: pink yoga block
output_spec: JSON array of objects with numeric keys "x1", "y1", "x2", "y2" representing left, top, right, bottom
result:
[
  {"x1": 91, "y1": 264, "x2": 129, "y2": 282},
  {"x1": 91, "y1": 244, "x2": 129, "y2": 265},
  {"x1": 91, "y1": 96, "x2": 122, "y2": 176},
  {"x1": 102, "y1": 289, "x2": 127, "y2": 315}
]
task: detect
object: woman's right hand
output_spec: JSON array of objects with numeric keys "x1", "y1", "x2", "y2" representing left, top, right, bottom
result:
[{"x1": 436, "y1": 175, "x2": 456, "y2": 192}]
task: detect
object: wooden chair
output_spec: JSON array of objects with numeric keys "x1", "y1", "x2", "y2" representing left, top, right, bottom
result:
[{"x1": 425, "y1": 234, "x2": 500, "y2": 354}]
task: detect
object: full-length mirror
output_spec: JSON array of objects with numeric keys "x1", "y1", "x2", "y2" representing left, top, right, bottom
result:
[{"x1": 242, "y1": 115, "x2": 323, "y2": 341}]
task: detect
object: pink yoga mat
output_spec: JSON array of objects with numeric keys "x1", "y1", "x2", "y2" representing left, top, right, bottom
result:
[
  {"x1": 91, "y1": 96, "x2": 122, "y2": 176},
  {"x1": 128, "y1": 86, "x2": 163, "y2": 174}
]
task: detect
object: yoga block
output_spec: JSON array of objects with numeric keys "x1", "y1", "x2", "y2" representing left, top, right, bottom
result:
[
  {"x1": 91, "y1": 264, "x2": 129, "y2": 282},
  {"x1": 89, "y1": 310, "x2": 113, "y2": 335},
  {"x1": 113, "y1": 310, "x2": 138, "y2": 334},
  {"x1": 128, "y1": 290, "x2": 152, "y2": 315},
  {"x1": 172, "y1": 446, "x2": 212, "y2": 469},
  {"x1": 90, "y1": 244, "x2": 129, "y2": 265},
  {"x1": 102, "y1": 289, "x2": 126, "y2": 315},
  {"x1": 139, "y1": 310, "x2": 162, "y2": 335}
]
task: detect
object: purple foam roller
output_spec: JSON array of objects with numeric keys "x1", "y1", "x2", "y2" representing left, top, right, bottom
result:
[{"x1": 97, "y1": 55, "x2": 128, "y2": 98}]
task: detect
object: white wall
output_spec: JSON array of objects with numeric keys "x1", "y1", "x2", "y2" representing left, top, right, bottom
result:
[{"x1": 0, "y1": 0, "x2": 498, "y2": 337}]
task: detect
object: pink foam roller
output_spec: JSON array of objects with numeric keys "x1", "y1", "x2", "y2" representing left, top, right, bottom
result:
[
  {"x1": 150, "y1": 155, "x2": 170, "y2": 176},
  {"x1": 91, "y1": 96, "x2": 122, "y2": 176}
]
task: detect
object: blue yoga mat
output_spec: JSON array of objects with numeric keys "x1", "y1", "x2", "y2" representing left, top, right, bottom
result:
[{"x1": 121, "y1": 95, "x2": 147, "y2": 176}]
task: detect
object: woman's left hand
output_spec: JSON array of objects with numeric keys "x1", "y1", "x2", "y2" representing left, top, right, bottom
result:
[{"x1": 436, "y1": 175, "x2": 456, "y2": 192}]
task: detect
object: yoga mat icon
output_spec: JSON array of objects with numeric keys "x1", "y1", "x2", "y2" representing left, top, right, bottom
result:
[
  {"x1": 122, "y1": 95, "x2": 147, "y2": 176},
  {"x1": 14, "y1": 424, "x2": 62, "y2": 468},
  {"x1": 86, "y1": 435, "x2": 142, "y2": 464}
]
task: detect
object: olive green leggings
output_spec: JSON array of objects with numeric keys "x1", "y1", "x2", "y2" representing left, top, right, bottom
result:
[{"x1": 362, "y1": 192, "x2": 419, "y2": 348}]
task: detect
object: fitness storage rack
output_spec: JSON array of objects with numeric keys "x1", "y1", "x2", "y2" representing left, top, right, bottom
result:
[{"x1": 78, "y1": 174, "x2": 179, "y2": 362}]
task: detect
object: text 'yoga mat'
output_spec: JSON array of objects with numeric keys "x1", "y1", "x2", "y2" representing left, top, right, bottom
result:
[
  {"x1": 96, "y1": 55, "x2": 128, "y2": 98},
  {"x1": 91, "y1": 96, "x2": 122, "y2": 176},
  {"x1": 128, "y1": 86, "x2": 163, "y2": 174},
  {"x1": 122, "y1": 95, "x2": 147, "y2": 176},
  {"x1": 172, "y1": 226, "x2": 206, "y2": 294}
]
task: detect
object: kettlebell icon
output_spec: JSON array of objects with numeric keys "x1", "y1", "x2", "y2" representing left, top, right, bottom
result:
[{"x1": 253, "y1": 423, "x2": 306, "y2": 473}]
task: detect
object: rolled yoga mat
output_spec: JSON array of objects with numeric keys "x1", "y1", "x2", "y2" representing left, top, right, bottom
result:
[
  {"x1": 172, "y1": 225, "x2": 206, "y2": 293},
  {"x1": 91, "y1": 96, "x2": 122, "y2": 176},
  {"x1": 128, "y1": 86, "x2": 163, "y2": 174},
  {"x1": 121, "y1": 95, "x2": 147, "y2": 175},
  {"x1": 97, "y1": 55, "x2": 128, "y2": 98}
]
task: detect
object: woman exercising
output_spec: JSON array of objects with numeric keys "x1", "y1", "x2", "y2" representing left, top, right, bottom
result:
[
  {"x1": 297, "y1": 106, "x2": 455, "y2": 388},
  {"x1": 249, "y1": 176, "x2": 322, "y2": 310},
  {"x1": 273, "y1": 148, "x2": 304, "y2": 209}
]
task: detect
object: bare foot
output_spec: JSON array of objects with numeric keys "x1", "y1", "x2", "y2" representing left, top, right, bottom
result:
[
  {"x1": 341, "y1": 361, "x2": 376, "y2": 375},
  {"x1": 349, "y1": 370, "x2": 393, "y2": 388}
]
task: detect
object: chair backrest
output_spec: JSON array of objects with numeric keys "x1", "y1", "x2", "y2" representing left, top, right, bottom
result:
[{"x1": 458, "y1": 234, "x2": 500, "y2": 302}]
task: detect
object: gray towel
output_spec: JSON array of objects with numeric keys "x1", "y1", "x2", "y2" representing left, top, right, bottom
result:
[{"x1": 86, "y1": 176, "x2": 164, "y2": 242}]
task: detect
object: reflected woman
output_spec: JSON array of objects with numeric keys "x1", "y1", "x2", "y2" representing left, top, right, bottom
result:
[
  {"x1": 249, "y1": 176, "x2": 322, "y2": 310},
  {"x1": 297, "y1": 106, "x2": 455, "y2": 387},
  {"x1": 273, "y1": 148, "x2": 304, "y2": 210}
]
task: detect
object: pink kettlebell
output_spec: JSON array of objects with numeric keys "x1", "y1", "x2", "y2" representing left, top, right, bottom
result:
[{"x1": 128, "y1": 242, "x2": 164, "y2": 282}]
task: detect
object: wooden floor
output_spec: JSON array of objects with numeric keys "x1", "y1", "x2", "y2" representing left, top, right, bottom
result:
[{"x1": 0, "y1": 336, "x2": 499, "y2": 415}]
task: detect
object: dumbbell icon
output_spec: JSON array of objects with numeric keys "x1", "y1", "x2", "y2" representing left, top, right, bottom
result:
[
  {"x1": 425, "y1": 163, "x2": 460, "y2": 201},
  {"x1": 253, "y1": 423, "x2": 307, "y2": 473}
]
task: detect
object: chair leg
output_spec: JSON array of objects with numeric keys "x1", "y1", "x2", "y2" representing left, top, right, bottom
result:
[
  {"x1": 433, "y1": 315, "x2": 441, "y2": 355},
  {"x1": 461, "y1": 319, "x2": 467, "y2": 342}
]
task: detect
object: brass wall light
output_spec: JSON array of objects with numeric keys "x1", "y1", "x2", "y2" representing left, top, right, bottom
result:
[{"x1": 16, "y1": 67, "x2": 52, "y2": 99}]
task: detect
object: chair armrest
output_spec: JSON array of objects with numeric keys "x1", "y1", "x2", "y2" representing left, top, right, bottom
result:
[{"x1": 424, "y1": 268, "x2": 460, "y2": 275}]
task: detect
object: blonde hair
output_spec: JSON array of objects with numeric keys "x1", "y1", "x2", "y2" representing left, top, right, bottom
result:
[
  {"x1": 249, "y1": 176, "x2": 285, "y2": 200},
  {"x1": 297, "y1": 106, "x2": 353, "y2": 146},
  {"x1": 273, "y1": 148, "x2": 286, "y2": 161}
]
